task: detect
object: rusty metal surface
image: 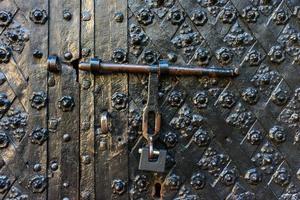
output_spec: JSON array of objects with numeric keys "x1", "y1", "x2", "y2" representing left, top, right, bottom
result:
[{"x1": 0, "y1": 0, "x2": 300, "y2": 199}]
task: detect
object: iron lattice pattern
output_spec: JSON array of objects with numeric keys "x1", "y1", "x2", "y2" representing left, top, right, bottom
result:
[
  {"x1": 126, "y1": 0, "x2": 300, "y2": 199},
  {"x1": 0, "y1": 0, "x2": 48, "y2": 199}
]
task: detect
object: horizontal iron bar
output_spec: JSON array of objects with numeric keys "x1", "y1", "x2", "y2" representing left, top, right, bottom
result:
[{"x1": 79, "y1": 58, "x2": 239, "y2": 77}]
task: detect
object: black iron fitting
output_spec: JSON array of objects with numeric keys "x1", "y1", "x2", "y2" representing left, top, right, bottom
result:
[{"x1": 78, "y1": 58, "x2": 239, "y2": 77}]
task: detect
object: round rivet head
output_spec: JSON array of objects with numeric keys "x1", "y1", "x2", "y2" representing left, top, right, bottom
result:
[
  {"x1": 82, "y1": 11, "x2": 91, "y2": 21},
  {"x1": 63, "y1": 11, "x2": 72, "y2": 21},
  {"x1": 114, "y1": 12, "x2": 124, "y2": 23},
  {"x1": 33, "y1": 164, "x2": 42, "y2": 172},
  {"x1": 167, "y1": 52, "x2": 177, "y2": 63},
  {"x1": 50, "y1": 161, "x2": 58, "y2": 171},
  {"x1": 63, "y1": 134, "x2": 71, "y2": 142},
  {"x1": 64, "y1": 52, "x2": 73, "y2": 60},
  {"x1": 81, "y1": 48, "x2": 90, "y2": 57},
  {"x1": 33, "y1": 50, "x2": 43, "y2": 58},
  {"x1": 63, "y1": 182, "x2": 69, "y2": 188},
  {"x1": 82, "y1": 155, "x2": 91, "y2": 165}
]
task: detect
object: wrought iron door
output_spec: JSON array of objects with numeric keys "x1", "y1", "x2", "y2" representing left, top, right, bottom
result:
[{"x1": 1, "y1": 0, "x2": 300, "y2": 199}]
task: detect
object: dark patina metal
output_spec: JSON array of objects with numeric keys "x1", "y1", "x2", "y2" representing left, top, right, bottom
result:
[{"x1": 79, "y1": 58, "x2": 239, "y2": 77}]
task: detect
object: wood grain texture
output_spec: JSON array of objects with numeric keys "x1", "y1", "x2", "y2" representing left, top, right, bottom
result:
[
  {"x1": 79, "y1": 0, "x2": 95, "y2": 199},
  {"x1": 94, "y1": 0, "x2": 129, "y2": 199}
]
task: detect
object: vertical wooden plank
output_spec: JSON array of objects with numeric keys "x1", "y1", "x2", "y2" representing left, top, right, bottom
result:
[
  {"x1": 94, "y1": 0, "x2": 128, "y2": 199},
  {"x1": 48, "y1": 0, "x2": 80, "y2": 199},
  {"x1": 47, "y1": 0, "x2": 63, "y2": 197},
  {"x1": 94, "y1": 0, "x2": 111, "y2": 59},
  {"x1": 109, "y1": 0, "x2": 129, "y2": 200},
  {"x1": 94, "y1": 0, "x2": 110, "y2": 199},
  {"x1": 79, "y1": 0, "x2": 95, "y2": 199},
  {"x1": 47, "y1": 70, "x2": 62, "y2": 200},
  {"x1": 49, "y1": 0, "x2": 80, "y2": 63},
  {"x1": 94, "y1": 0, "x2": 112, "y2": 199},
  {"x1": 60, "y1": 65, "x2": 80, "y2": 199}
]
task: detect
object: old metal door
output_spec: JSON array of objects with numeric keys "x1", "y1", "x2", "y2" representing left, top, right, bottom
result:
[{"x1": 1, "y1": 0, "x2": 300, "y2": 199}]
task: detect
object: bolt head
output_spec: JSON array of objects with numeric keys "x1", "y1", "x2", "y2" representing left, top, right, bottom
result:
[{"x1": 64, "y1": 52, "x2": 73, "y2": 60}]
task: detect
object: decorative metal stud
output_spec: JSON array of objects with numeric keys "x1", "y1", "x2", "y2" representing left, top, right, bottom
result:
[
  {"x1": 112, "y1": 48, "x2": 127, "y2": 63},
  {"x1": 29, "y1": 128, "x2": 48, "y2": 145},
  {"x1": 111, "y1": 92, "x2": 128, "y2": 110},
  {"x1": 30, "y1": 91, "x2": 47, "y2": 110},
  {"x1": 28, "y1": 175, "x2": 47, "y2": 193},
  {"x1": 114, "y1": 12, "x2": 124, "y2": 23},
  {"x1": 0, "y1": 93, "x2": 10, "y2": 114},
  {"x1": 64, "y1": 52, "x2": 73, "y2": 60},
  {"x1": 111, "y1": 179, "x2": 126, "y2": 195},
  {"x1": 0, "y1": 176, "x2": 10, "y2": 193},
  {"x1": 63, "y1": 10, "x2": 72, "y2": 21},
  {"x1": 29, "y1": 9, "x2": 48, "y2": 24},
  {"x1": 0, "y1": 11, "x2": 12, "y2": 27},
  {"x1": 0, "y1": 45, "x2": 11, "y2": 63},
  {"x1": 0, "y1": 132, "x2": 9, "y2": 149},
  {"x1": 33, "y1": 50, "x2": 43, "y2": 58},
  {"x1": 58, "y1": 96, "x2": 75, "y2": 112}
]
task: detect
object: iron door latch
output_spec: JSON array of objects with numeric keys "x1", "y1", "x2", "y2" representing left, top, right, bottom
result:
[
  {"x1": 48, "y1": 56, "x2": 239, "y2": 77},
  {"x1": 47, "y1": 56, "x2": 238, "y2": 173},
  {"x1": 139, "y1": 62, "x2": 165, "y2": 172},
  {"x1": 78, "y1": 58, "x2": 239, "y2": 77}
]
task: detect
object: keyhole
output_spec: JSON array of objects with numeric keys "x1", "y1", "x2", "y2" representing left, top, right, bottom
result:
[{"x1": 153, "y1": 183, "x2": 161, "y2": 198}]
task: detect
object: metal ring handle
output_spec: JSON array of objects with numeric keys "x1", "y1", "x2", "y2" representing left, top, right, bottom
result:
[{"x1": 100, "y1": 111, "x2": 109, "y2": 134}]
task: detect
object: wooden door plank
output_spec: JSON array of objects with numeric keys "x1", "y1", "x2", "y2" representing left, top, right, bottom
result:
[
  {"x1": 79, "y1": 0, "x2": 95, "y2": 199},
  {"x1": 60, "y1": 64, "x2": 80, "y2": 199},
  {"x1": 49, "y1": 0, "x2": 80, "y2": 62},
  {"x1": 94, "y1": 0, "x2": 129, "y2": 199},
  {"x1": 94, "y1": 0, "x2": 112, "y2": 199},
  {"x1": 109, "y1": 1, "x2": 129, "y2": 200},
  {"x1": 48, "y1": 0, "x2": 81, "y2": 199},
  {"x1": 47, "y1": 70, "x2": 62, "y2": 200}
]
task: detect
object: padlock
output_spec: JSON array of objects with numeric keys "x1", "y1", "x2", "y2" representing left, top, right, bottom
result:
[{"x1": 138, "y1": 148, "x2": 166, "y2": 172}]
